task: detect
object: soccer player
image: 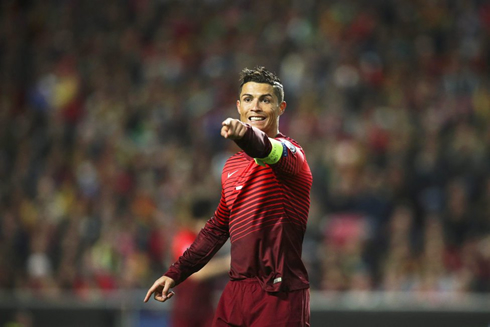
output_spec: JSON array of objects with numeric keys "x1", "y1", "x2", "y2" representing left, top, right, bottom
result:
[{"x1": 144, "y1": 66, "x2": 313, "y2": 326}]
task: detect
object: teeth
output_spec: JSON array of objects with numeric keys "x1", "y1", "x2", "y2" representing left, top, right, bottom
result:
[{"x1": 249, "y1": 117, "x2": 265, "y2": 121}]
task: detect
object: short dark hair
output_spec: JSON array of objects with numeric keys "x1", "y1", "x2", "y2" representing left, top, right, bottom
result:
[{"x1": 239, "y1": 66, "x2": 285, "y2": 103}]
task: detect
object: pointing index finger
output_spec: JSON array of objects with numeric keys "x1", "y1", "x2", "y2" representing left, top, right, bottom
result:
[
  {"x1": 222, "y1": 118, "x2": 233, "y2": 126},
  {"x1": 144, "y1": 284, "x2": 156, "y2": 302}
]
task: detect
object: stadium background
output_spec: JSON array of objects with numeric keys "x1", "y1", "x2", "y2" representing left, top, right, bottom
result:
[{"x1": 0, "y1": 0, "x2": 489, "y2": 326}]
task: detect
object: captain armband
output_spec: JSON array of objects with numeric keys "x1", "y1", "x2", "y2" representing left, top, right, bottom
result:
[{"x1": 254, "y1": 138, "x2": 286, "y2": 167}]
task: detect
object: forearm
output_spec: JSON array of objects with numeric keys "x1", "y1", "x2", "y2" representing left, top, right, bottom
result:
[
  {"x1": 234, "y1": 124, "x2": 272, "y2": 158},
  {"x1": 234, "y1": 124, "x2": 288, "y2": 168},
  {"x1": 164, "y1": 218, "x2": 229, "y2": 286},
  {"x1": 190, "y1": 254, "x2": 231, "y2": 281}
]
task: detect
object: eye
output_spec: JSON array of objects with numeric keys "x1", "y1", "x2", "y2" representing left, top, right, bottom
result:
[
  {"x1": 244, "y1": 97, "x2": 252, "y2": 102},
  {"x1": 262, "y1": 98, "x2": 271, "y2": 104}
]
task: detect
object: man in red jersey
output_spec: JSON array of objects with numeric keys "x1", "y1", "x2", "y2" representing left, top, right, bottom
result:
[{"x1": 144, "y1": 66, "x2": 313, "y2": 326}]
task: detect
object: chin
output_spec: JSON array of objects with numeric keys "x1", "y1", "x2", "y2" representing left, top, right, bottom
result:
[{"x1": 249, "y1": 120, "x2": 267, "y2": 128}]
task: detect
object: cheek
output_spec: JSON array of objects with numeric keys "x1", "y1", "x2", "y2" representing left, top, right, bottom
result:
[
  {"x1": 239, "y1": 107, "x2": 247, "y2": 116},
  {"x1": 238, "y1": 108, "x2": 248, "y2": 121},
  {"x1": 237, "y1": 105, "x2": 246, "y2": 115},
  {"x1": 268, "y1": 108, "x2": 280, "y2": 120}
]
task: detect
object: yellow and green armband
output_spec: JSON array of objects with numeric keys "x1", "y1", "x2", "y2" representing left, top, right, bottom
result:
[{"x1": 254, "y1": 138, "x2": 284, "y2": 167}]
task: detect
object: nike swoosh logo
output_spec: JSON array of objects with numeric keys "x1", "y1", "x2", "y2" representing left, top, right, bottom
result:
[{"x1": 227, "y1": 170, "x2": 238, "y2": 178}]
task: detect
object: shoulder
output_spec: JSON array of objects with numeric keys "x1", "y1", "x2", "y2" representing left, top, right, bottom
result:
[
  {"x1": 276, "y1": 134, "x2": 303, "y2": 153},
  {"x1": 222, "y1": 152, "x2": 247, "y2": 176},
  {"x1": 224, "y1": 152, "x2": 245, "y2": 166}
]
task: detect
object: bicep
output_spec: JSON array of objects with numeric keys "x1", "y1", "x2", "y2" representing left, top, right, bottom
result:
[{"x1": 272, "y1": 140, "x2": 306, "y2": 176}]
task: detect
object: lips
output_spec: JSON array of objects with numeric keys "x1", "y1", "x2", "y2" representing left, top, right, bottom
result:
[{"x1": 249, "y1": 116, "x2": 266, "y2": 122}]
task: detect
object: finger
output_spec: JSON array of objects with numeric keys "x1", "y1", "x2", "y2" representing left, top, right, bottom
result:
[
  {"x1": 154, "y1": 292, "x2": 166, "y2": 302},
  {"x1": 238, "y1": 123, "x2": 247, "y2": 138},
  {"x1": 144, "y1": 286, "x2": 155, "y2": 303},
  {"x1": 161, "y1": 281, "x2": 172, "y2": 298},
  {"x1": 235, "y1": 124, "x2": 244, "y2": 137},
  {"x1": 167, "y1": 291, "x2": 175, "y2": 300},
  {"x1": 222, "y1": 118, "x2": 231, "y2": 126},
  {"x1": 221, "y1": 126, "x2": 229, "y2": 138},
  {"x1": 153, "y1": 289, "x2": 174, "y2": 303}
]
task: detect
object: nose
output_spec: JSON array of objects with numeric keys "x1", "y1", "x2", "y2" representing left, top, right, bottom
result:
[{"x1": 251, "y1": 99, "x2": 262, "y2": 111}]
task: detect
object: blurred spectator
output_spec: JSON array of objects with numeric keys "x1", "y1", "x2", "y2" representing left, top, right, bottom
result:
[
  {"x1": 169, "y1": 197, "x2": 230, "y2": 327},
  {"x1": 0, "y1": 0, "x2": 489, "y2": 298}
]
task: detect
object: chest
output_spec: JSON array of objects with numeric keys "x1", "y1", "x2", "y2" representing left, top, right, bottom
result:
[{"x1": 222, "y1": 158, "x2": 279, "y2": 211}]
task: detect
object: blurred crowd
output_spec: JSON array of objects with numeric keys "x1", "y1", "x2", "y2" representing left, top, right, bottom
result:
[{"x1": 1, "y1": 0, "x2": 489, "y2": 300}]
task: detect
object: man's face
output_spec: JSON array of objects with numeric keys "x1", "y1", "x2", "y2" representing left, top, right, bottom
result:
[{"x1": 236, "y1": 82, "x2": 286, "y2": 137}]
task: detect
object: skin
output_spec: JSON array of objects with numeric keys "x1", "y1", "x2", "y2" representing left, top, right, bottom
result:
[
  {"x1": 144, "y1": 277, "x2": 175, "y2": 303},
  {"x1": 222, "y1": 81, "x2": 286, "y2": 139},
  {"x1": 143, "y1": 81, "x2": 286, "y2": 304}
]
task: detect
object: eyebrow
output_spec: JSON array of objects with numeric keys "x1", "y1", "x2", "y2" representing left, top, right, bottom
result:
[{"x1": 241, "y1": 93, "x2": 273, "y2": 99}]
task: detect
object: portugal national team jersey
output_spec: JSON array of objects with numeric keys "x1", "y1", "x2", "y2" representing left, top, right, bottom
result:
[{"x1": 165, "y1": 125, "x2": 313, "y2": 293}]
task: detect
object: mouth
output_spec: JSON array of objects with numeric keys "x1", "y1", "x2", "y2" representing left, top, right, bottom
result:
[{"x1": 248, "y1": 116, "x2": 266, "y2": 122}]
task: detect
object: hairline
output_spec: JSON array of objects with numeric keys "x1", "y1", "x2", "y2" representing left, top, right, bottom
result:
[{"x1": 239, "y1": 81, "x2": 284, "y2": 104}]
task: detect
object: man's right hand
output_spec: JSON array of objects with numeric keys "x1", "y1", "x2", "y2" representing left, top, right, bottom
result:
[
  {"x1": 143, "y1": 276, "x2": 176, "y2": 303},
  {"x1": 221, "y1": 118, "x2": 247, "y2": 140}
]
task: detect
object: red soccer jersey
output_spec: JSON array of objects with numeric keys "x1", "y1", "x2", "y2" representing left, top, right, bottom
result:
[{"x1": 165, "y1": 125, "x2": 312, "y2": 292}]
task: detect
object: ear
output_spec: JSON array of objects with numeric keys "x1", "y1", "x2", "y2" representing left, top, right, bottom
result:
[
  {"x1": 278, "y1": 101, "x2": 287, "y2": 116},
  {"x1": 236, "y1": 99, "x2": 241, "y2": 114}
]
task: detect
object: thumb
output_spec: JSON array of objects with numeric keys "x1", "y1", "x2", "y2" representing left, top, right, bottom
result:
[
  {"x1": 221, "y1": 123, "x2": 230, "y2": 138},
  {"x1": 167, "y1": 290, "x2": 175, "y2": 300}
]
